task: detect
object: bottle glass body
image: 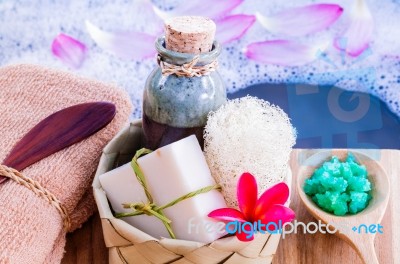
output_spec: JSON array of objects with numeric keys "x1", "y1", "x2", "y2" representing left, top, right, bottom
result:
[{"x1": 142, "y1": 37, "x2": 226, "y2": 150}]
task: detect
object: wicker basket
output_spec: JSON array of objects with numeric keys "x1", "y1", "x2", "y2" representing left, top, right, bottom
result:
[{"x1": 93, "y1": 120, "x2": 291, "y2": 264}]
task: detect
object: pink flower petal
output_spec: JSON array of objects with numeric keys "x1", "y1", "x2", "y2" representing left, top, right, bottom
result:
[
  {"x1": 85, "y1": 20, "x2": 157, "y2": 60},
  {"x1": 51, "y1": 33, "x2": 87, "y2": 69},
  {"x1": 237, "y1": 173, "x2": 258, "y2": 220},
  {"x1": 236, "y1": 223, "x2": 254, "y2": 242},
  {"x1": 253, "y1": 182, "x2": 289, "y2": 220},
  {"x1": 244, "y1": 40, "x2": 327, "y2": 66},
  {"x1": 259, "y1": 205, "x2": 295, "y2": 231},
  {"x1": 334, "y1": 0, "x2": 373, "y2": 57},
  {"x1": 256, "y1": 4, "x2": 343, "y2": 37},
  {"x1": 216, "y1": 15, "x2": 256, "y2": 44},
  {"x1": 208, "y1": 208, "x2": 247, "y2": 222},
  {"x1": 153, "y1": 0, "x2": 243, "y2": 20}
]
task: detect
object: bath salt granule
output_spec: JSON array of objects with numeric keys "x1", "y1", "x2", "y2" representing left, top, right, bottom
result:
[{"x1": 304, "y1": 153, "x2": 372, "y2": 216}]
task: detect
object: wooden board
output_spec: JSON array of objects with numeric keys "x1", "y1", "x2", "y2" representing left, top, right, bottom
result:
[{"x1": 62, "y1": 149, "x2": 399, "y2": 263}]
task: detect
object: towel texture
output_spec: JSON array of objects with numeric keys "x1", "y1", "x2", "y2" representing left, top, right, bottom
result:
[{"x1": 0, "y1": 64, "x2": 132, "y2": 263}]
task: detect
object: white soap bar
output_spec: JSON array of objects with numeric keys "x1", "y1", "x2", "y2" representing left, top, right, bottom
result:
[
  {"x1": 99, "y1": 135, "x2": 227, "y2": 243},
  {"x1": 99, "y1": 162, "x2": 170, "y2": 238}
]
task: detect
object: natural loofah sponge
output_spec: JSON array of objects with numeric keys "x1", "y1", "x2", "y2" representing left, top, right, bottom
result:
[{"x1": 204, "y1": 96, "x2": 296, "y2": 208}]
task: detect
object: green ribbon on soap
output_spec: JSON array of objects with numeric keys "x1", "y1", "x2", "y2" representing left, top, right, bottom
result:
[{"x1": 115, "y1": 148, "x2": 221, "y2": 239}]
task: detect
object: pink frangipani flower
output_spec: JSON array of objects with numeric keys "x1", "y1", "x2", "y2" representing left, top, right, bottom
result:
[
  {"x1": 51, "y1": 33, "x2": 87, "y2": 69},
  {"x1": 208, "y1": 173, "x2": 295, "y2": 241}
]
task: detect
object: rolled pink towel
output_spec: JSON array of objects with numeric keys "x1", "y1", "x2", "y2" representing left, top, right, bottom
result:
[{"x1": 0, "y1": 64, "x2": 132, "y2": 263}]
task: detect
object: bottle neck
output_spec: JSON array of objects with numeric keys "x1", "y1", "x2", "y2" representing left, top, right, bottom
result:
[{"x1": 155, "y1": 36, "x2": 221, "y2": 66}]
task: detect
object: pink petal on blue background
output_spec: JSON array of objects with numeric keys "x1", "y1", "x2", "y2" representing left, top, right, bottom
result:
[
  {"x1": 208, "y1": 208, "x2": 247, "y2": 222},
  {"x1": 153, "y1": 0, "x2": 243, "y2": 20},
  {"x1": 216, "y1": 15, "x2": 255, "y2": 44},
  {"x1": 244, "y1": 40, "x2": 326, "y2": 66},
  {"x1": 237, "y1": 173, "x2": 258, "y2": 220},
  {"x1": 256, "y1": 4, "x2": 343, "y2": 37},
  {"x1": 51, "y1": 33, "x2": 87, "y2": 69},
  {"x1": 334, "y1": 0, "x2": 373, "y2": 57},
  {"x1": 85, "y1": 20, "x2": 156, "y2": 60}
]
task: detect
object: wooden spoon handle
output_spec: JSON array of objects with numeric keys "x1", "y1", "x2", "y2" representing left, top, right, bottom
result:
[
  {"x1": 357, "y1": 237, "x2": 379, "y2": 264},
  {"x1": 345, "y1": 233, "x2": 379, "y2": 264}
]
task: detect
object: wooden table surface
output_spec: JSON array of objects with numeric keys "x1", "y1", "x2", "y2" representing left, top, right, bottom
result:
[{"x1": 62, "y1": 149, "x2": 399, "y2": 264}]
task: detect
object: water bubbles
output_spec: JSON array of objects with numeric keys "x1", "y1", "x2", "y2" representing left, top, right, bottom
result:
[{"x1": 1, "y1": 0, "x2": 399, "y2": 117}]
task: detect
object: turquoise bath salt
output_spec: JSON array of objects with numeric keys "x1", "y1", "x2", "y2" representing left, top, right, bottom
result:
[{"x1": 304, "y1": 153, "x2": 372, "y2": 216}]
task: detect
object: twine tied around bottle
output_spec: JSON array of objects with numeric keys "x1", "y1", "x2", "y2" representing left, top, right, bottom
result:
[
  {"x1": 115, "y1": 148, "x2": 221, "y2": 239},
  {"x1": 157, "y1": 55, "x2": 218, "y2": 78},
  {"x1": 0, "y1": 164, "x2": 71, "y2": 231}
]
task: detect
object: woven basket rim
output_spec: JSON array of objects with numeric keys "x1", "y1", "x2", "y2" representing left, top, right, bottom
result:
[{"x1": 92, "y1": 120, "x2": 291, "y2": 263}]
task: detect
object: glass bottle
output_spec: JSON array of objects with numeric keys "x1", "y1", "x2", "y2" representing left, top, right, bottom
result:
[{"x1": 142, "y1": 36, "x2": 226, "y2": 150}]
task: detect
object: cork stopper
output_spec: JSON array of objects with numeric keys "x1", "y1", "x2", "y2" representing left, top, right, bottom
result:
[{"x1": 165, "y1": 16, "x2": 216, "y2": 54}]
